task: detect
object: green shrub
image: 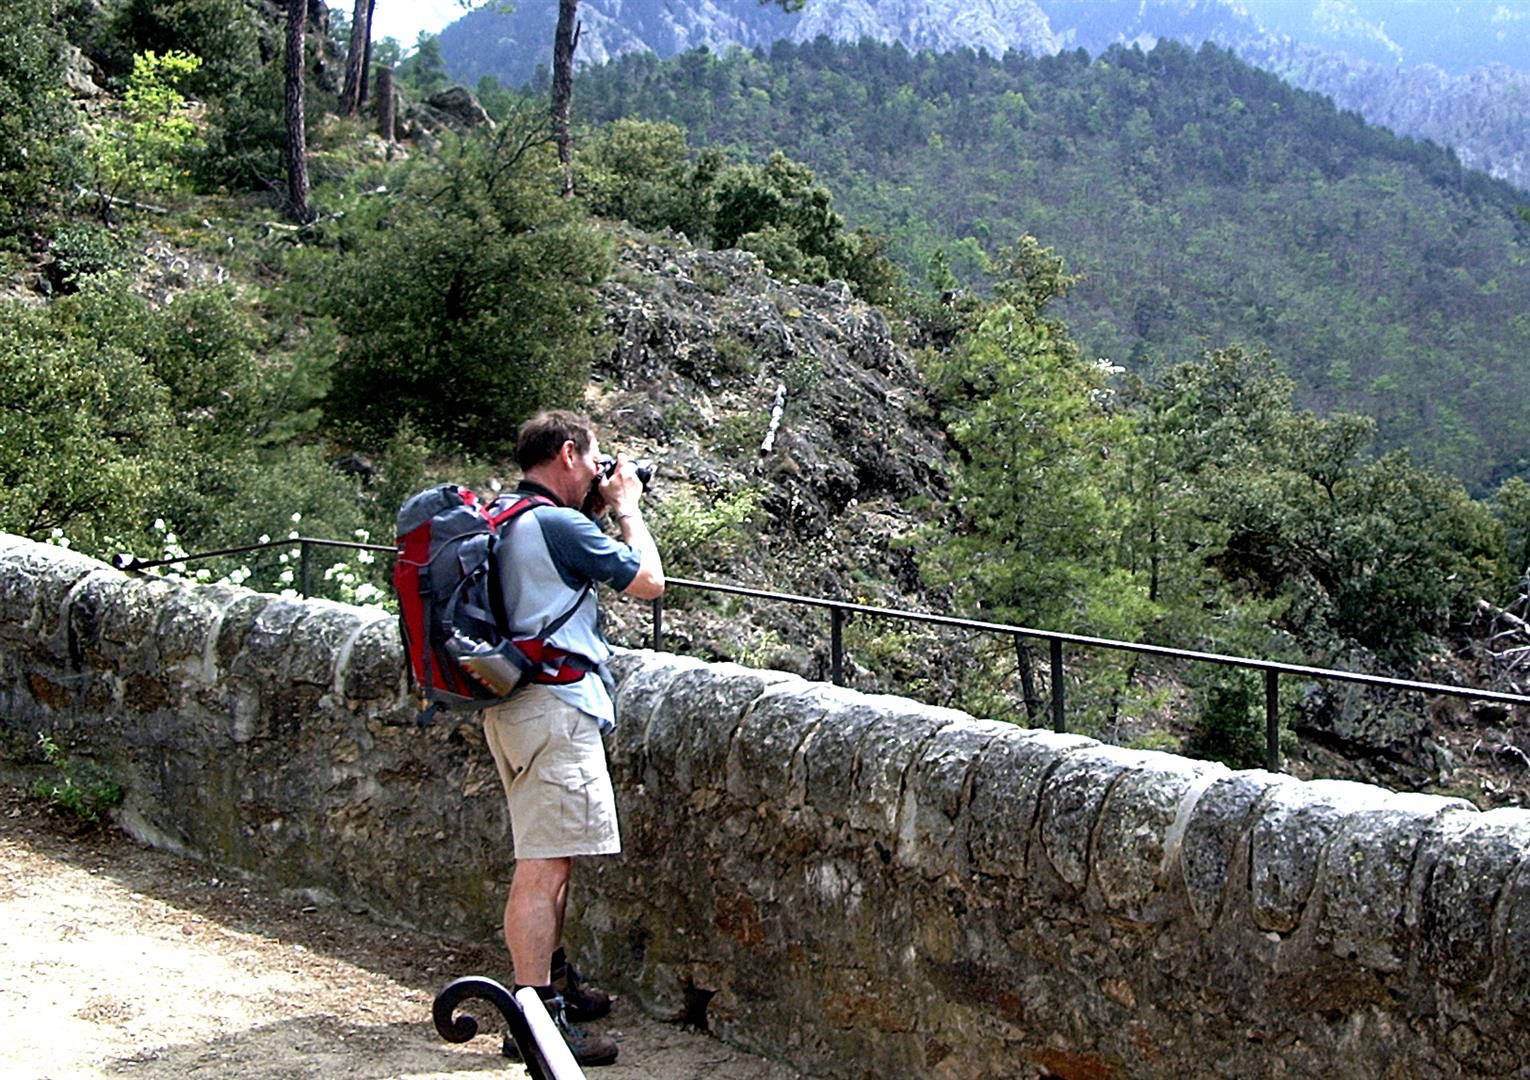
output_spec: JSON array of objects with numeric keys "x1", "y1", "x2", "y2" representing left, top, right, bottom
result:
[
  {"x1": 1184, "y1": 669, "x2": 1268, "y2": 769},
  {"x1": 0, "y1": 0, "x2": 80, "y2": 237},
  {"x1": 30, "y1": 733, "x2": 124, "y2": 825},
  {"x1": 314, "y1": 129, "x2": 613, "y2": 455}
]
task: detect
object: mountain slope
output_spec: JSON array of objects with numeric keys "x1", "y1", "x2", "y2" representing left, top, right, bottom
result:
[
  {"x1": 437, "y1": 0, "x2": 1530, "y2": 191},
  {"x1": 576, "y1": 38, "x2": 1530, "y2": 490}
]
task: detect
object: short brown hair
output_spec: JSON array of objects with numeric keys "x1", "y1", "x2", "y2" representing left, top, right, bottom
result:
[{"x1": 516, "y1": 410, "x2": 595, "y2": 470}]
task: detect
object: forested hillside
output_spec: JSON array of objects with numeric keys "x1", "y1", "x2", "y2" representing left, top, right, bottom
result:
[
  {"x1": 438, "y1": 0, "x2": 1530, "y2": 192},
  {"x1": 575, "y1": 38, "x2": 1530, "y2": 490}
]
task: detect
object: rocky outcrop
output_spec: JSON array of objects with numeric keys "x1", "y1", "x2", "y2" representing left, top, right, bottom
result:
[
  {"x1": 5, "y1": 534, "x2": 1530, "y2": 1078},
  {"x1": 590, "y1": 235, "x2": 950, "y2": 681}
]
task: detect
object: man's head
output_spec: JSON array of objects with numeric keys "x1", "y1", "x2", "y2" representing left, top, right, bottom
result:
[{"x1": 517, "y1": 410, "x2": 601, "y2": 507}]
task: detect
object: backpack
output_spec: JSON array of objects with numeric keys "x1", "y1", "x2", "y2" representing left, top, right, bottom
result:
[{"x1": 393, "y1": 484, "x2": 593, "y2": 724}]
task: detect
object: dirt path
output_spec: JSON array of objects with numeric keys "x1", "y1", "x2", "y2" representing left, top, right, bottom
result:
[{"x1": 0, "y1": 786, "x2": 801, "y2": 1080}]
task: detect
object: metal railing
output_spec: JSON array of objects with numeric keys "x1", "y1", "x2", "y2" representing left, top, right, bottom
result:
[{"x1": 113, "y1": 539, "x2": 1530, "y2": 773}]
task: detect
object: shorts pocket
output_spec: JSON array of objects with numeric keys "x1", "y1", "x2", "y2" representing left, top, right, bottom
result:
[{"x1": 544, "y1": 762, "x2": 598, "y2": 834}]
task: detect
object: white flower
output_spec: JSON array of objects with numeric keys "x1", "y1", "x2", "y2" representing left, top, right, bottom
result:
[
  {"x1": 163, "y1": 532, "x2": 178, "y2": 545},
  {"x1": 278, "y1": 568, "x2": 294, "y2": 585},
  {"x1": 290, "y1": 512, "x2": 302, "y2": 524},
  {"x1": 278, "y1": 553, "x2": 289, "y2": 565},
  {"x1": 353, "y1": 528, "x2": 370, "y2": 541},
  {"x1": 195, "y1": 568, "x2": 211, "y2": 581},
  {"x1": 153, "y1": 519, "x2": 166, "y2": 532},
  {"x1": 258, "y1": 534, "x2": 270, "y2": 545},
  {"x1": 287, "y1": 530, "x2": 299, "y2": 541}
]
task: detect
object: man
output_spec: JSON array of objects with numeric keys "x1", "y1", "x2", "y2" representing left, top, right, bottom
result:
[{"x1": 482, "y1": 409, "x2": 663, "y2": 1067}]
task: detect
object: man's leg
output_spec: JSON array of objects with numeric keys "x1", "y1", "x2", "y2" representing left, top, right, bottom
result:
[{"x1": 506, "y1": 855, "x2": 572, "y2": 987}]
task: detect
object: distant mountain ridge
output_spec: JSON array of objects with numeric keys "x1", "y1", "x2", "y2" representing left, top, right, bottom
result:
[{"x1": 436, "y1": 0, "x2": 1530, "y2": 191}]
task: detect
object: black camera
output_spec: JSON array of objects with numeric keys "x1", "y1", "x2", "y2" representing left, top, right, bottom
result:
[{"x1": 597, "y1": 455, "x2": 654, "y2": 489}]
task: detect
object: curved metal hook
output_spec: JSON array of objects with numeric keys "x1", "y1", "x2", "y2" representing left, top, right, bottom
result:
[{"x1": 432, "y1": 975, "x2": 517, "y2": 1044}]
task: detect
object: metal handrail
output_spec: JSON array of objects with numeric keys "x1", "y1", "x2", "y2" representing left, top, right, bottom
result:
[{"x1": 110, "y1": 538, "x2": 1530, "y2": 772}]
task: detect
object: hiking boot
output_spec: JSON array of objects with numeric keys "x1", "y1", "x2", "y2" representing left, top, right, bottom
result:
[
  {"x1": 501, "y1": 992, "x2": 619, "y2": 1068},
  {"x1": 552, "y1": 954, "x2": 612, "y2": 1023}
]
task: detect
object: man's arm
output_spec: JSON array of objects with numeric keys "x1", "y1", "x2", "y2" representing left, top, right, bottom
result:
[{"x1": 600, "y1": 457, "x2": 664, "y2": 600}]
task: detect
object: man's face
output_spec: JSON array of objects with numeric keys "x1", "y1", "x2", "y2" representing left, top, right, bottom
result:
[{"x1": 565, "y1": 436, "x2": 601, "y2": 505}]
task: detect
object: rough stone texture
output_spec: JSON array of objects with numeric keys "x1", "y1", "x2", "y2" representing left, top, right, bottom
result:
[{"x1": 4, "y1": 536, "x2": 1530, "y2": 1078}]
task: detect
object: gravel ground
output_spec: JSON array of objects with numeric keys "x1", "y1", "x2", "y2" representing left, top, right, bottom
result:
[{"x1": 0, "y1": 786, "x2": 801, "y2": 1080}]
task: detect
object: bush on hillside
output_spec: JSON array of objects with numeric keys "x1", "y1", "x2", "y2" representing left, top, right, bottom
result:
[{"x1": 315, "y1": 123, "x2": 613, "y2": 456}]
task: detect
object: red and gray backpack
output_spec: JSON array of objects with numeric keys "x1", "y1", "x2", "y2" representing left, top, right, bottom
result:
[{"x1": 393, "y1": 485, "x2": 593, "y2": 724}]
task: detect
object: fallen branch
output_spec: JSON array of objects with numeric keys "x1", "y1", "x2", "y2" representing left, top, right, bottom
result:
[
  {"x1": 758, "y1": 382, "x2": 787, "y2": 456},
  {"x1": 75, "y1": 186, "x2": 168, "y2": 214}
]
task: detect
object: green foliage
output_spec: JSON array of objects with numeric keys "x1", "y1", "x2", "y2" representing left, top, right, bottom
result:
[
  {"x1": 0, "y1": 294, "x2": 173, "y2": 551},
  {"x1": 651, "y1": 484, "x2": 763, "y2": 576},
  {"x1": 1493, "y1": 477, "x2": 1530, "y2": 581},
  {"x1": 0, "y1": 0, "x2": 80, "y2": 237},
  {"x1": 578, "y1": 37, "x2": 1530, "y2": 490},
  {"x1": 398, "y1": 33, "x2": 449, "y2": 96},
  {"x1": 1184, "y1": 670, "x2": 1268, "y2": 769},
  {"x1": 576, "y1": 118, "x2": 706, "y2": 235},
  {"x1": 311, "y1": 120, "x2": 613, "y2": 455},
  {"x1": 87, "y1": 50, "x2": 205, "y2": 218},
  {"x1": 46, "y1": 221, "x2": 128, "y2": 290},
  {"x1": 572, "y1": 121, "x2": 900, "y2": 302},
  {"x1": 920, "y1": 237, "x2": 1140, "y2": 636},
  {"x1": 0, "y1": 275, "x2": 363, "y2": 564},
  {"x1": 101, "y1": 0, "x2": 320, "y2": 193},
  {"x1": 30, "y1": 733, "x2": 124, "y2": 824},
  {"x1": 1126, "y1": 347, "x2": 1505, "y2": 664}
]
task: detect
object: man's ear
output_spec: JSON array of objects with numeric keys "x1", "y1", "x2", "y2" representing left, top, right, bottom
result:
[{"x1": 560, "y1": 440, "x2": 577, "y2": 467}]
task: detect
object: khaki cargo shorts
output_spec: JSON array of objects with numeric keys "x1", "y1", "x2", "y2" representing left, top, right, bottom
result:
[{"x1": 482, "y1": 685, "x2": 621, "y2": 860}]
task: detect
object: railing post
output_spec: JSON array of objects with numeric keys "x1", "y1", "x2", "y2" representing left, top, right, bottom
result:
[
  {"x1": 1265, "y1": 669, "x2": 1280, "y2": 772},
  {"x1": 652, "y1": 595, "x2": 664, "y2": 652},
  {"x1": 831, "y1": 606, "x2": 845, "y2": 687},
  {"x1": 299, "y1": 539, "x2": 311, "y2": 599},
  {"x1": 1050, "y1": 637, "x2": 1065, "y2": 732}
]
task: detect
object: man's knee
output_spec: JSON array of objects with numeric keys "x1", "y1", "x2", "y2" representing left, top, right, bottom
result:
[{"x1": 511, "y1": 856, "x2": 574, "y2": 899}]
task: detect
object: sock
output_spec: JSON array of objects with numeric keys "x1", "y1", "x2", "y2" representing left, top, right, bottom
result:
[{"x1": 513, "y1": 983, "x2": 557, "y2": 1001}]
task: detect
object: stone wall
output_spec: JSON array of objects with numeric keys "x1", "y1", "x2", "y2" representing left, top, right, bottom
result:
[{"x1": 3, "y1": 535, "x2": 1530, "y2": 1078}]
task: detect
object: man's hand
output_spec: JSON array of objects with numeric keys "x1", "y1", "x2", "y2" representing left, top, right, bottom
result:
[
  {"x1": 597, "y1": 455, "x2": 645, "y2": 521},
  {"x1": 600, "y1": 454, "x2": 664, "y2": 600}
]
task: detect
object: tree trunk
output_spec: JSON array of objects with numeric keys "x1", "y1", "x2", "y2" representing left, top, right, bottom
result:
[
  {"x1": 339, "y1": 0, "x2": 371, "y2": 114},
  {"x1": 1014, "y1": 635, "x2": 1041, "y2": 723},
  {"x1": 284, "y1": 0, "x2": 313, "y2": 223},
  {"x1": 551, "y1": 0, "x2": 580, "y2": 196},
  {"x1": 359, "y1": 0, "x2": 377, "y2": 107},
  {"x1": 376, "y1": 64, "x2": 396, "y2": 146}
]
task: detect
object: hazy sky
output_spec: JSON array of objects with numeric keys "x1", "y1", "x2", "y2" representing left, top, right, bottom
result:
[{"x1": 333, "y1": 1, "x2": 463, "y2": 47}]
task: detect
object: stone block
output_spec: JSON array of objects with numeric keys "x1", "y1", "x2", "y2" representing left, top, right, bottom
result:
[
  {"x1": 967, "y1": 728, "x2": 1096, "y2": 884},
  {"x1": 896, "y1": 715, "x2": 1011, "y2": 878},
  {"x1": 287, "y1": 602, "x2": 366, "y2": 687},
  {"x1": 1180, "y1": 770, "x2": 1288, "y2": 929},
  {"x1": 800, "y1": 693, "x2": 893, "y2": 825},
  {"x1": 847, "y1": 701, "x2": 951, "y2": 838},
  {"x1": 0, "y1": 540, "x2": 99, "y2": 643},
  {"x1": 611, "y1": 652, "x2": 706, "y2": 754},
  {"x1": 728, "y1": 682, "x2": 841, "y2": 806},
  {"x1": 1248, "y1": 779, "x2": 1389, "y2": 934},
  {"x1": 340, "y1": 614, "x2": 405, "y2": 702},
  {"x1": 647, "y1": 662, "x2": 798, "y2": 793},
  {"x1": 1414, "y1": 808, "x2": 1530, "y2": 990},
  {"x1": 1498, "y1": 858, "x2": 1530, "y2": 1017},
  {"x1": 1315, "y1": 791, "x2": 1472, "y2": 972},
  {"x1": 153, "y1": 585, "x2": 227, "y2": 673},
  {"x1": 1038, "y1": 745, "x2": 1155, "y2": 892},
  {"x1": 1092, "y1": 753, "x2": 1223, "y2": 919}
]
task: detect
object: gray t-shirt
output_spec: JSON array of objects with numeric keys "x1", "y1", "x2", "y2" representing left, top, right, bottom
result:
[{"x1": 495, "y1": 492, "x2": 641, "y2": 731}]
